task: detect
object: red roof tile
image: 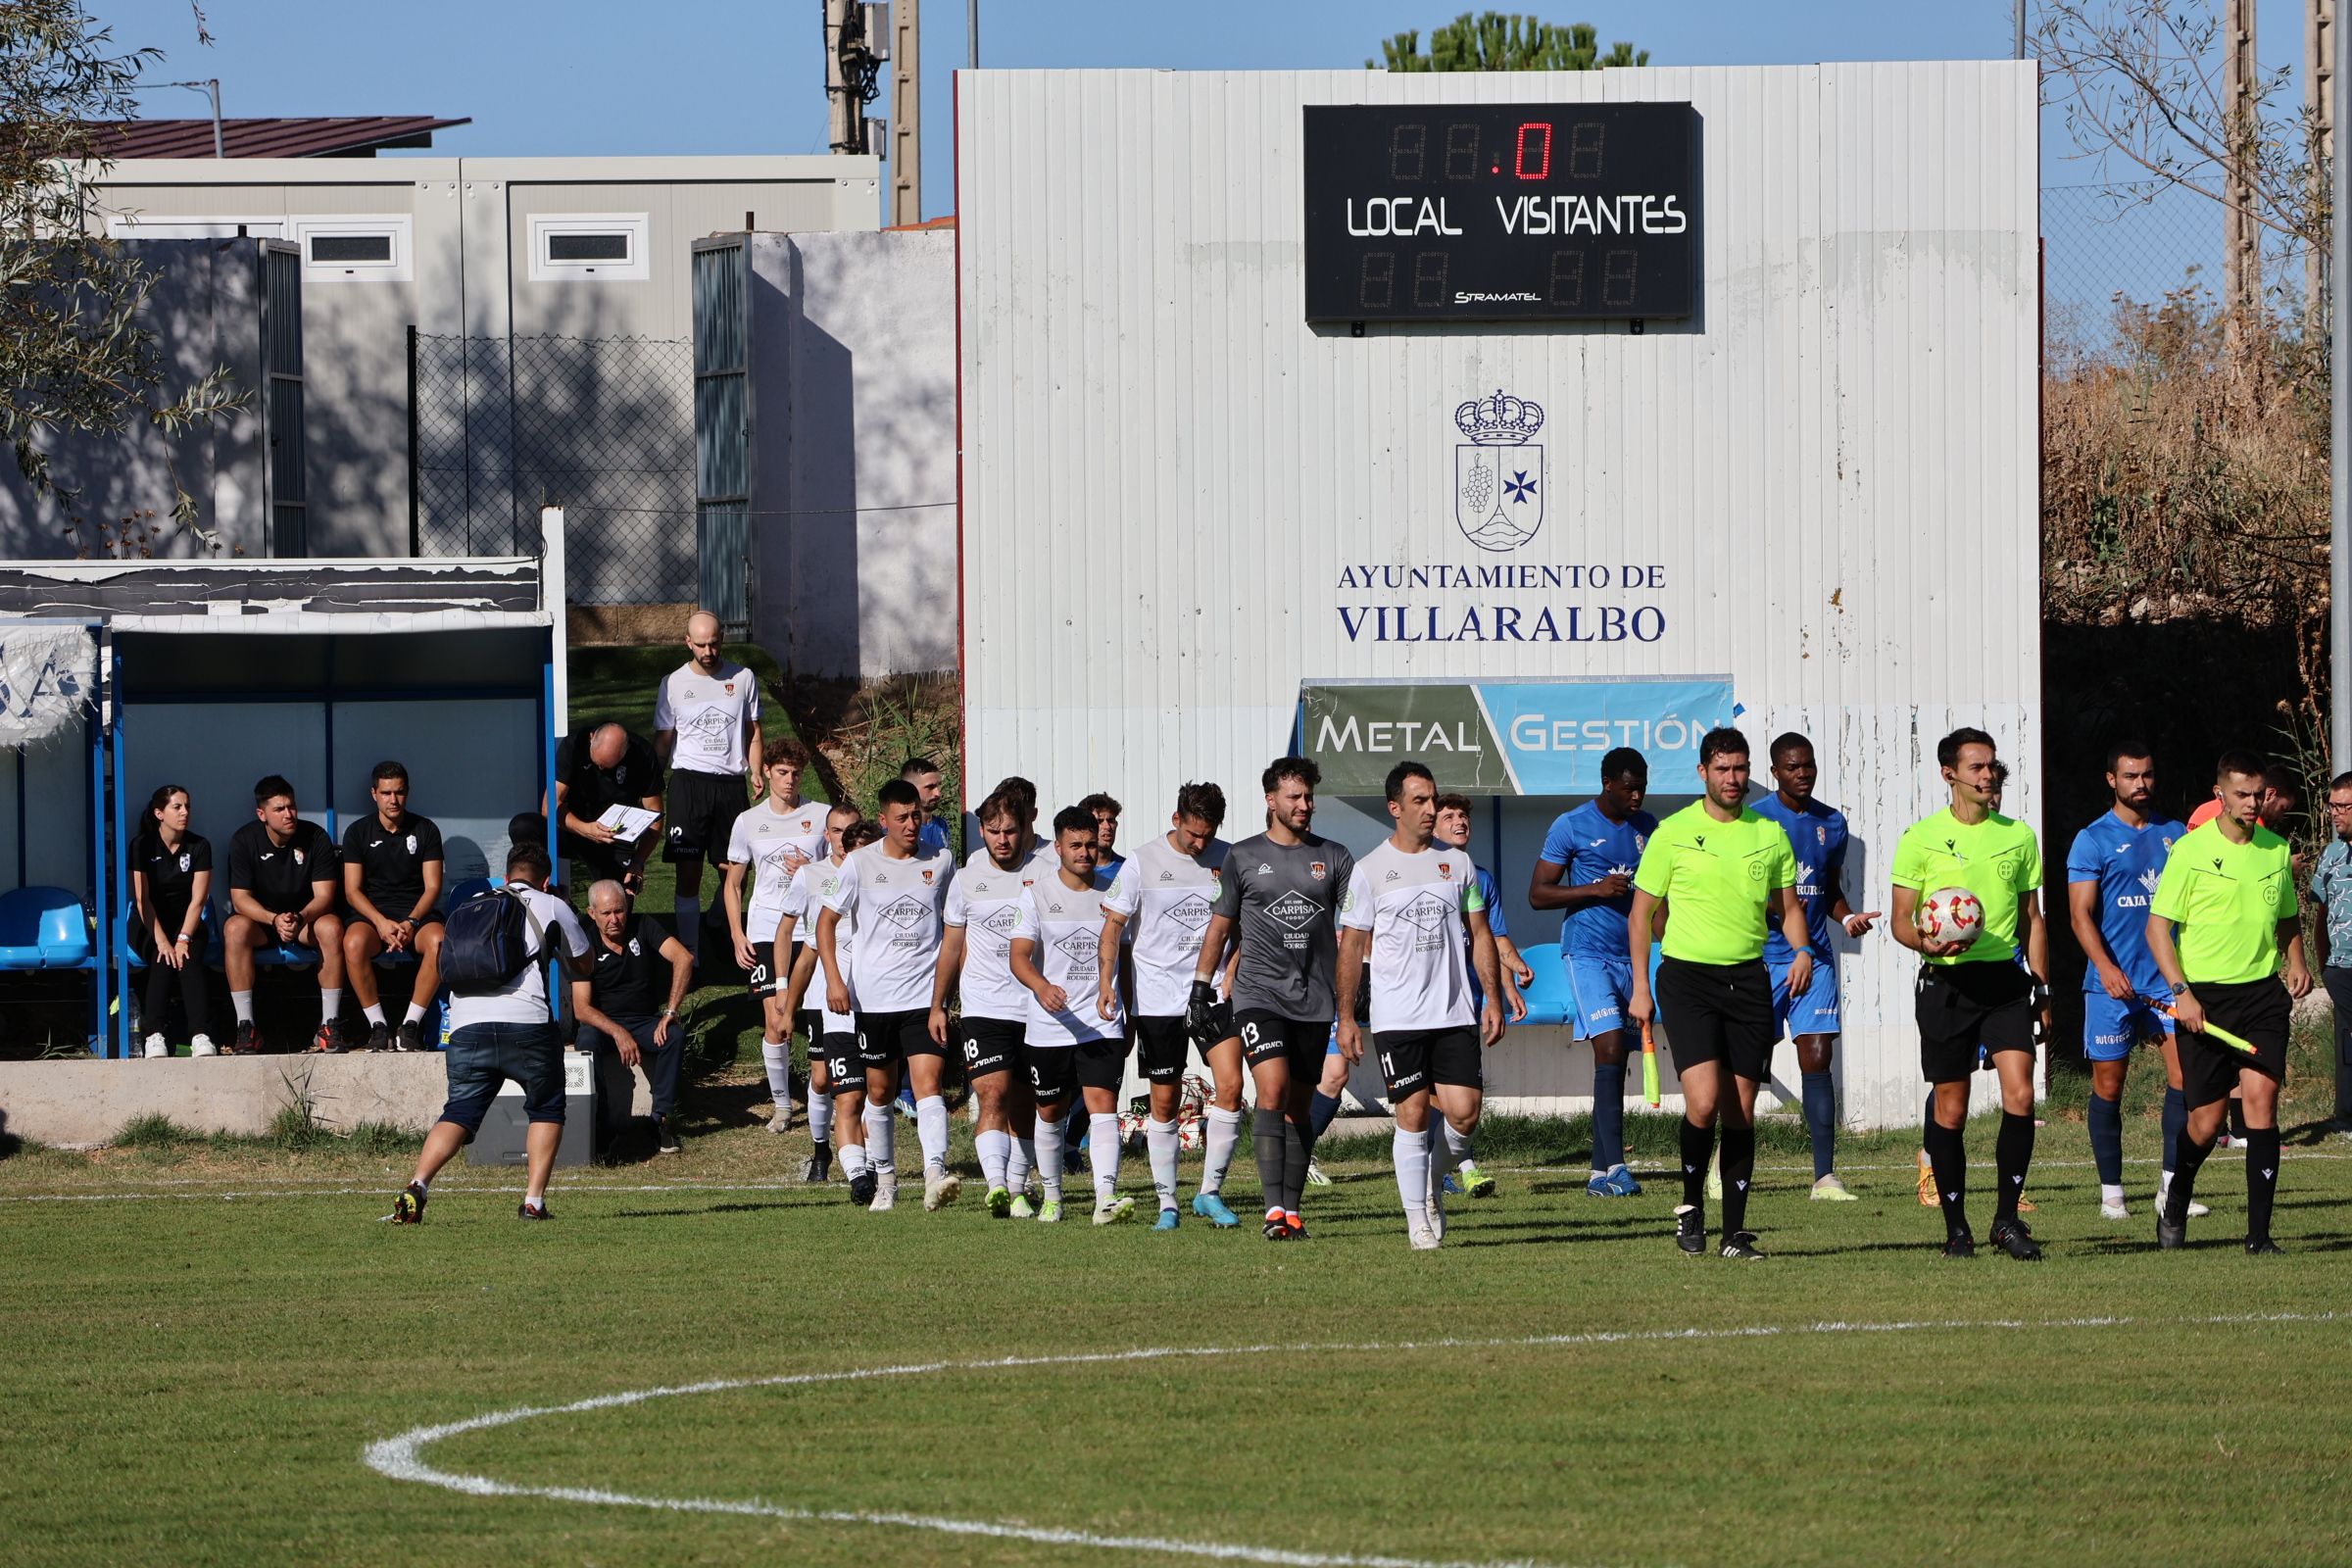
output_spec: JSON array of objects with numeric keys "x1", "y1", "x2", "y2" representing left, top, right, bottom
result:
[{"x1": 82, "y1": 116, "x2": 470, "y2": 160}]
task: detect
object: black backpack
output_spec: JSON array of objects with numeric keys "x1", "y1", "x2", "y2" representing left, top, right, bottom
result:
[{"x1": 441, "y1": 886, "x2": 538, "y2": 992}]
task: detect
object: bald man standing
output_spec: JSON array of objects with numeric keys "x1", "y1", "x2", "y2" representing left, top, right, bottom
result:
[{"x1": 654, "y1": 610, "x2": 764, "y2": 961}]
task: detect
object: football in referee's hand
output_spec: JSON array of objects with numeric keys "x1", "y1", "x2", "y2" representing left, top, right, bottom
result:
[{"x1": 1915, "y1": 886, "x2": 1984, "y2": 950}]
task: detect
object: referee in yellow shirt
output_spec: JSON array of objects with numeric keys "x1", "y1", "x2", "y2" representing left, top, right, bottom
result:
[
  {"x1": 1627, "y1": 728, "x2": 1809, "y2": 1260},
  {"x1": 2147, "y1": 751, "x2": 2311, "y2": 1253}
]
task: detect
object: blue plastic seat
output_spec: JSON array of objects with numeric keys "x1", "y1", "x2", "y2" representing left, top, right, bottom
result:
[
  {"x1": 0, "y1": 887, "x2": 92, "y2": 969},
  {"x1": 1513, "y1": 941, "x2": 1571, "y2": 1026}
]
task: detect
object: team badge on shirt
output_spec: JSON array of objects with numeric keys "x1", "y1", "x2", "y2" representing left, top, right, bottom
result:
[
  {"x1": 177, "y1": 853, "x2": 190, "y2": 873},
  {"x1": 406, "y1": 834, "x2": 417, "y2": 855},
  {"x1": 627, "y1": 936, "x2": 642, "y2": 956},
  {"x1": 1308, "y1": 861, "x2": 1327, "y2": 880},
  {"x1": 292, "y1": 850, "x2": 306, "y2": 866}
]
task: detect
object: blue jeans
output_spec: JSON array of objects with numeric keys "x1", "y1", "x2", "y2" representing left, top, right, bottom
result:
[{"x1": 440, "y1": 1020, "x2": 564, "y2": 1134}]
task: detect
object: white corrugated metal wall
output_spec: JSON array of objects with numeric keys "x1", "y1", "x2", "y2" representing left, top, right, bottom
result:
[{"x1": 957, "y1": 64, "x2": 2038, "y2": 1128}]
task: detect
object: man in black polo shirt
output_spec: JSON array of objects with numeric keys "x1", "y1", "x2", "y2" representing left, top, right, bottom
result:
[
  {"x1": 573, "y1": 878, "x2": 697, "y2": 1154},
  {"x1": 340, "y1": 760, "x2": 448, "y2": 1052},
  {"x1": 222, "y1": 774, "x2": 345, "y2": 1054},
  {"x1": 509, "y1": 720, "x2": 663, "y2": 894}
]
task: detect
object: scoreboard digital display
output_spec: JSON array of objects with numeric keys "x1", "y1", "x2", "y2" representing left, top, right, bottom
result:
[{"x1": 1301, "y1": 102, "x2": 1698, "y2": 324}]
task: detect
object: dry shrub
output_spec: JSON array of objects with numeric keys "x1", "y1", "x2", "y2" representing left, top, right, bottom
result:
[
  {"x1": 2040, "y1": 282, "x2": 2330, "y2": 728},
  {"x1": 783, "y1": 672, "x2": 961, "y2": 840}
]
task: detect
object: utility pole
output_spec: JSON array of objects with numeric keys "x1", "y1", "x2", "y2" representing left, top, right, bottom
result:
[
  {"x1": 2225, "y1": 0, "x2": 2262, "y2": 332},
  {"x1": 968, "y1": 0, "x2": 978, "y2": 70},
  {"x1": 824, "y1": 0, "x2": 885, "y2": 156},
  {"x1": 2335, "y1": 0, "x2": 2350, "y2": 772},
  {"x1": 2014, "y1": 0, "x2": 2025, "y2": 60},
  {"x1": 2312, "y1": 0, "x2": 2337, "y2": 333},
  {"x1": 891, "y1": 0, "x2": 921, "y2": 225}
]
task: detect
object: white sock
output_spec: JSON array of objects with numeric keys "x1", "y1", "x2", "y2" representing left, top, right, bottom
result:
[
  {"x1": 1394, "y1": 1128, "x2": 1432, "y2": 1214},
  {"x1": 808, "y1": 1093, "x2": 833, "y2": 1145},
  {"x1": 363, "y1": 1003, "x2": 387, "y2": 1027},
  {"x1": 840, "y1": 1141, "x2": 868, "y2": 1179},
  {"x1": 231, "y1": 990, "x2": 254, "y2": 1024},
  {"x1": 761, "y1": 1042, "x2": 792, "y2": 1109},
  {"x1": 1037, "y1": 1117, "x2": 1065, "y2": 1201},
  {"x1": 916, "y1": 1095, "x2": 951, "y2": 1176},
  {"x1": 1146, "y1": 1117, "x2": 1180, "y2": 1209},
  {"x1": 1089, "y1": 1112, "x2": 1121, "y2": 1203},
  {"x1": 1201, "y1": 1104, "x2": 1242, "y2": 1196},
  {"x1": 1441, "y1": 1120, "x2": 1472, "y2": 1174},
  {"x1": 403, "y1": 1002, "x2": 427, "y2": 1025},
  {"x1": 319, "y1": 988, "x2": 343, "y2": 1022},
  {"x1": 863, "y1": 1102, "x2": 895, "y2": 1171},
  {"x1": 521, "y1": 1191, "x2": 546, "y2": 1212},
  {"x1": 977, "y1": 1129, "x2": 1011, "y2": 1191},
  {"x1": 1009, "y1": 1136, "x2": 1036, "y2": 1193},
  {"x1": 2101, "y1": 1182, "x2": 2127, "y2": 1203},
  {"x1": 674, "y1": 898, "x2": 701, "y2": 957}
]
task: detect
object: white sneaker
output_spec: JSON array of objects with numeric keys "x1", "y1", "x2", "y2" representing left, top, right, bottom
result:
[
  {"x1": 143, "y1": 1033, "x2": 169, "y2": 1059},
  {"x1": 2157, "y1": 1176, "x2": 2211, "y2": 1219},
  {"x1": 189, "y1": 1034, "x2": 218, "y2": 1057},
  {"x1": 1407, "y1": 1205, "x2": 1442, "y2": 1250},
  {"x1": 1303, "y1": 1158, "x2": 1332, "y2": 1187},
  {"x1": 869, "y1": 1170, "x2": 898, "y2": 1211},
  {"x1": 2100, "y1": 1198, "x2": 2131, "y2": 1220},
  {"x1": 767, "y1": 1104, "x2": 796, "y2": 1134},
  {"x1": 923, "y1": 1169, "x2": 962, "y2": 1210},
  {"x1": 1093, "y1": 1194, "x2": 1136, "y2": 1225}
]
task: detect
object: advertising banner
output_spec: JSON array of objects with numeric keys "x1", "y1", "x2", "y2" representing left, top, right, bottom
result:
[{"x1": 1300, "y1": 677, "x2": 1735, "y2": 796}]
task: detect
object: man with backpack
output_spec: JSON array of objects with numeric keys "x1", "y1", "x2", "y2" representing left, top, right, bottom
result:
[{"x1": 389, "y1": 842, "x2": 592, "y2": 1223}]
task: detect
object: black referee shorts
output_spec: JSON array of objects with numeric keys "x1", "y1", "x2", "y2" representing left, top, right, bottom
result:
[
  {"x1": 664, "y1": 769, "x2": 746, "y2": 863},
  {"x1": 2179, "y1": 977, "x2": 2290, "y2": 1109},
  {"x1": 1653, "y1": 956, "x2": 1775, "y2": 1082},
  {"x1": 1914, "y1": 960, "x2": 2034, "y2": 1084}
]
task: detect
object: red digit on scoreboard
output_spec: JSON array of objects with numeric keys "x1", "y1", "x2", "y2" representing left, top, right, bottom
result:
[{"x1": 1514, "y1": 122, "x2": 1552, "y2": 180}]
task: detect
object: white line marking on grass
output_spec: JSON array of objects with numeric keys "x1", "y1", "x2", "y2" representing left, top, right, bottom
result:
[{"x1": 363, "y1": 1311, "x2": 2341, "y2": 1567}]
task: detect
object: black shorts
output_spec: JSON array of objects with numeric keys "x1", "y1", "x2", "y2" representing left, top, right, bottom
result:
[
  {"x1": 1654, "y1": 956, "x2": 1775, "y2": 1082},
  {"x1": 1135, "y1": 1009, "x2": 1231, "y2": 1082},
  {"x1": 960, "y1": 1015, "x2": 1023, "y2": 1079},
  {"x1": 746, "y1": 941, "x2": 784, "y2": 997},
  {"x1": 1022, "y1": 1041, "x2": 1077, "y2": 1106},
  {"x1": 856, "y1": 1008, "x2": 932, "y2": 1070},
  {"x1": 2178, "y1": 977, "x2": 2290, "y2": 1109},
  {"x1": 664, "y1": 769, "x2": 747, "y2": 863},
  {"x1": 1075, "y1": 1035, "x2": 1130, "y2": 1092},
  {"x1": 1374, "y1": 1026, "x2": 1483, "y2": 1099},
  {"x1": 1914, "y1": 960, "x2": 2034, "y2": 1084},
  {"x1": 819, "y1": 1031, "x2": 860, "y2": 1094},
  {"x1": 1235, "y1": 1011, "x2": 1332, "y2": 1074},
  {"x1": 797, "y1": 1007, "x2": 820, "y2": 1047}
]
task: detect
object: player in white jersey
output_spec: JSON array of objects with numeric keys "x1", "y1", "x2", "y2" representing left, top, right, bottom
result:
[
  {"x1": 1011, "y1": 806, "x2": 1135, "y2": 1224},
  {"x1": 966, "y1": 775, "x2": 1057, "y2": 874},
  {"x1": 776, "y1": 810, "x2": 870, "y2": 1191},
  {"x1": 652, "y1": 610, "x2": 763, "y2": 959},
  {"x1": 934, "y1": 788, "x2": 1045, "y2": 1216},
  {"x1": 1099, "y1": 782, "x2": 1247, "y2": 1230},
  {"x1": 1336, "y1": 761, "x2": 1505, "y2": 1250},
  {"x1": 722, "y1": 739, "x2": 829, "y2": 1132},
  {"x1": 818, "y1": 778, "x2": 956, "y2": 1212}
]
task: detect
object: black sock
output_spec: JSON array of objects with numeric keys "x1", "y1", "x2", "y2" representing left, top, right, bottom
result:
[
  {"x1": 2246, "y1": 1127, "x2": 2280, "y2": 1244},
  {"x1": 1718, "y1": 1121, "x2": 1756, "y2": 1236},
  {"x1": 1924, "y1": 1117, "x2": 1969, "y2": 1238},
  {"x1": 1281, "y1": 1119, "x2": 1311, "y2": 1213},
  {"x1": 1993, "y1": 1110, "x2": 2035, "y2": 1225},
  {"x1": 2229, "y1": 1098, "x2": 2250, "y2": 1140},
  {"x1": 2166, "y1": 1131, "x2": 2218, "y2": 1225},
  {"x1": 1252, "y1": 1107, "x2": 1286, "y2": 1214},
  {"x1": 1679, "y1": 1116, "x2": 1713, "y2": 1211}
]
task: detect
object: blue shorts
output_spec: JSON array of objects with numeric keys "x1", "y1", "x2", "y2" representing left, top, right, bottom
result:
[
  {"x1": 1564, "y1": 952, "x2": 1635, "y2": 1039},
  {"x1": 439, "y1": 1020, "x2": 565, "y2": 1135},
  {"x1": 1769, "y1": 954, "x2": 1839, "y2": 1038},
  {"x1": 2082, "y1": 988, "x2": 2173, "y2": 1061}
]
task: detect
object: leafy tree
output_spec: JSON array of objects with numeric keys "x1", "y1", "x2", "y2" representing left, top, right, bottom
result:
[
  {"x1": 1372, "y1": 13, "x2": 1647, "y2": 73},
  {"x1": 1, "y1": 0, "x2": 241, "y2": 554}
]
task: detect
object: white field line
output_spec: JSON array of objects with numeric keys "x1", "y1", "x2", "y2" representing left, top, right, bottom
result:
[
  {"x1": 362, "y1": 1312, "x2": 2341, "y2": 1568},
  {"x1": 8, "y1": 1152, "x2": 2351, "y2": 1203}
]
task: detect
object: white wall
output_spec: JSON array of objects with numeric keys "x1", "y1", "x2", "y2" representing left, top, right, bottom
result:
[
  {"x1": 747, "y1": 227, "x2": 957, "y2": 678},
  {"x1": 958, "y1": 65, "x2": 2041, "y2": 1128}
]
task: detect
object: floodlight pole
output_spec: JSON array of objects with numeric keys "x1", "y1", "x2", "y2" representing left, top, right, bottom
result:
[{"x1": 2336, "y1": 0, "x2": 2349, "y2": 769}]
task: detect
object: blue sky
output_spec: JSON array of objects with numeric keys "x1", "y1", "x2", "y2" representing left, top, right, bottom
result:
[{"x1": 102, "y1": 1, "x2": 2303, "y2": 315}]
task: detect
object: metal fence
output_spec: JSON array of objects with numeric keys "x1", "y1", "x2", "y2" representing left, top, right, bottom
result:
[
  {"x1": 410, "y1": 331, "x2": 697, "y2": 605},
  {"x1": 2041, "y1": 179, "x2": 2316, "y2": 354}
]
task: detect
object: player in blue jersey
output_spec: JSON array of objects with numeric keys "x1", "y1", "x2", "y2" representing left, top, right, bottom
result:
[
  {"x1": 2065, "y1": 740, "x2": 2199, "y2": 1221},
  {"x1": 1752, "y1": 734, "x2": 1881, "y2": 1202},
  {"x1": 1529, "y1": 748, "x2": 1657, "y2": 1197}
]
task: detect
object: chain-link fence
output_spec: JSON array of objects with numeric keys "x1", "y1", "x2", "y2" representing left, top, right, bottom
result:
[
  {"x1": 410, "y1": 331, "x2": 696, "y2": 606},
  {"x1": 2041, "y1": 179, "x2": 2316, "y2": 359}
]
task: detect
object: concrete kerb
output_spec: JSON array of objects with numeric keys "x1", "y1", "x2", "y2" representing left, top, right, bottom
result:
[{"x1": 0, "y1": 1054, "x2": 455, "y2": 1147}]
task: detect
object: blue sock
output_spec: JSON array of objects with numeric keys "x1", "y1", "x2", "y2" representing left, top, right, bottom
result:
[
  {"x1": 1592, "y1": 1059, "x2": 1627, "y2": 1170},
  {"x1": 2088, "y1": 1090, "x2": 2125, "y2": 1187},
  {"x1": 2161, "y1": 1085, "x2": 2187, "y2": 1176},
  {"x1": 1800, "y1": 1070, "x2": 1837, "y2": 1180},
  {"x1": 1309, "y1": 1090, "x2": 1341, "y2": 1141}
]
